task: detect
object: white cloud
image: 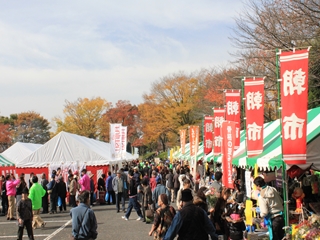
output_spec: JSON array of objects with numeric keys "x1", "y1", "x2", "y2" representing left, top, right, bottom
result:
[{"x1": 0, "y1": 0, "x2": 244, "y2": 125}]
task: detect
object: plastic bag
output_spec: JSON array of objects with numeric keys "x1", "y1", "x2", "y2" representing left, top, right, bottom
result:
[{"x1": 57, "y1": 196, "x2": 62, "y2": 207}]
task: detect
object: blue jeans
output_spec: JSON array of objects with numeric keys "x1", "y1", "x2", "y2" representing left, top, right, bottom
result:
[
  {"x1": 116, "y1": 192, "x2": 125, "y2": 211},
  {"x1": 125, "y1": 196, "x2": 143, "y2": 219}
]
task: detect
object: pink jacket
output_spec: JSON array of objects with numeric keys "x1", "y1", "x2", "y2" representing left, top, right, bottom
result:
[
  {"x1": 79, "y1": 174, "x2": 90, "y2": 191},
  {"x1": 6, "y1": 179, "x2": 20, "y2": 196}
]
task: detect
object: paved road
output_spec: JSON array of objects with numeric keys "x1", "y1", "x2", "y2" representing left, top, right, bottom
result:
[{"x1": 0, "y1": 203, "x2": 154, "y2": 240}]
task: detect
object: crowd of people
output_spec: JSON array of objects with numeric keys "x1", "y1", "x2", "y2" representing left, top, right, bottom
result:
[{"x1": 0, "y1": 159, "x2": 286, "y2": 240}]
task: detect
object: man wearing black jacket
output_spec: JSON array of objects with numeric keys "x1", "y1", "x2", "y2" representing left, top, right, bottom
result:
[
  {"x1": 41, "y1": 173, "x2": 49, "y2": 214},
  {"x1": 163, "y1": 189, "x2": 218, "y2": 240},
  {"x1": 121, "y1": 170, "x2": 143, "y2": 221}
]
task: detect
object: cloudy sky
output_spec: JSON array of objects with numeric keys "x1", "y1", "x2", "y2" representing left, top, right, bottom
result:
[{"x1": 0, "y1": 1, "x2": 244, "y2": 126}]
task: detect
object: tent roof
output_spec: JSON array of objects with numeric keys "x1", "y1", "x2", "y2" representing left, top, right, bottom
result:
[
  {"x1": 232, "y1": 107, "x2": 320, "y2": 170},
  {"x1": 0, "y1": 154, "x2": 15, "y2": 167},
  {"x1": 2, "y1": 142, "x2": 42, "y2": 164},
  {"x1": 16, "y1": 131, "x2": 138, "y2": 168}
]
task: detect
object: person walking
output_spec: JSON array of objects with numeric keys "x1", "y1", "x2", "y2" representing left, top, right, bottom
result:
[
  {"x1": 152, "y1": 177, "x2": 170, "y2": 209},
  {"x1": 47, "y1": 174, "x2": 58, "y2": 214},
  {"x1": 1, "y1": 175, "x2": 8, "y2": 216},
  {"x1": 163, "y1": 189, "x2": 218, "y2": 240},
  {"x1": 211, "y1": 171, "x2": 223, "y2": 194},
  {"x1": 121, "y1": 171, "x2": 143, "y2": 221},
  {"x1": 70, "y1": 190, "x2": 98, "y2": 240},
  {"x1": 40, "y1": 173, "x2": 49, "y2": 214},
  {"x1": 141, "y1": 178, "x2": 153, "y2": 223},
  {"x1": 28, "y1": 175, "x2": 46, "y2": 229},
  {"x1": 112, "y1": 170, "x2": 127, "y2": 213},
  {"x1": 69, "y1": 174, "x2": 79, "y2": 208},
  {"x1": 165, "y1": 169, "x2": 174, "y2": 203},
  {"x1": 16, "y1": 174, "x2": 27, "y2": 206},
  {"x1": 149, "y1": 194, "x2": 176, "y2": 239},
  {"x1": 57, "y1": 176, "x2": 67, "y2": 212},
  {"x1": 176, "y1": 179, "x2": 195, "y2": 210},
  {"x1": 212, "y1": 187, "x2": 231, "y2": 238},
  {"x1": 106, "y1": 172, "x2": 115, "y2": 205},
  {"x1": 17, "y1": 187, "x2": 34, "y2": 240},
  {"x1": 254, "y1": 176, "x2": 285, "y2": 240},
  {"x1": 6, "y1": 174, "x2": 20, "y2": 220},
  {"x1": 172, "y1": 170, "x2": 180, "y2": 203},
  {"x1": 79, "y1": 169, "x2": 91, "y2": 191}
]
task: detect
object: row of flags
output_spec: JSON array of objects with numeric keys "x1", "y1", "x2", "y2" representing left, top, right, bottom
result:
[
  {"x1": 180, "y1": 49, "x2": 309, "y2": 187},
  {"x1": 110, "y1": 123, "x2": 127, "y2": 160}
]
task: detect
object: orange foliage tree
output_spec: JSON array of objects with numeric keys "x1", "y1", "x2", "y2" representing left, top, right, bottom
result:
[{"x1": 103, "y1": 100, "x2": 142, "y2": 147}]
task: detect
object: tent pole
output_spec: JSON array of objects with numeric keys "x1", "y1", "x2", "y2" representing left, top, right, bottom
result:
[
  {"x1": 276, "y1": 48, "x2": 288, "y2": 227},
  {"x1": 282, "y1": 161, "x2": 289, "y2": 227}
]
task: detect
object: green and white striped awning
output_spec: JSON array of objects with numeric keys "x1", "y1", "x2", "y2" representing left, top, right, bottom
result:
[
  {"x1": 232, "y1": 107, "x2": 320, "y2": 170},
  {"x1": 0, "y1": 154, "x2": 15, "y2": 167}
]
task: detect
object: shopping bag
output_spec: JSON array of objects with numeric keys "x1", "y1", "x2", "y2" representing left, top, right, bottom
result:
[
  {"x1": 105, "y1": 192, "x2": 109, "y2": 202},
  {"x1": 57, "y1": 196, "x2": 62, "y2": 207},
  {"x1": 145, "y1": 209, "x2": 154, "y2": 218}
]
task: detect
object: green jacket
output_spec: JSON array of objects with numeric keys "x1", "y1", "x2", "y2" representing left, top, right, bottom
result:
[{"x1": 29, "y1": 182, "x2": 46, "y2": 210}]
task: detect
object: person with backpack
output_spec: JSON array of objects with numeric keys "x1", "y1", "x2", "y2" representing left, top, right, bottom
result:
[
  {"x1": 149, "y1": 194, "x2": 176, "y2": 240},
  {"x1": 70, "y1": 190, "x2": 98, "y2": 240}
]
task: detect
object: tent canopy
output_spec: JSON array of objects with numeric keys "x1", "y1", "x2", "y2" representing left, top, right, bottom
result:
[
  {"x1": 2, "y1": 142, "x2": 42, "y2": 164},
  {"x1": 232, "y1": 107, "x2": 320, "y2": 170},
  {"x1": 16, "y1": 131, "x2": 138, "y2": 168},
  {"x1": 0, "y1": 154, "x2": 15, "y2": 167}
]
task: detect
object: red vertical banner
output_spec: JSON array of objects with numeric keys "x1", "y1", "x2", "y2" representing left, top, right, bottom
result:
[
  {"x1": 180, "y1": 129, "x2": 186, "y2": 154},
  {"x1": 221, "y1": 121, "x2": 235, "y2": 189},
  {"x1": 280, "y1": 49, "x2": 309, "y2": 164},
  {"x1": 244, "y1": 78, "x2": 265, "y2": 157},
  {"x1": 213, "y1": 108, "x2": 225, "y2": 156},
  {"x1": 204, "y1": 116, "x2": 213, "y2": 155},
  {"x1": 225, "y1": 90, "x2": 241, "y2": 150}
]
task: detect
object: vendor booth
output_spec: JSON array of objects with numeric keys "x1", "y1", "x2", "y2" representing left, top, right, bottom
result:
[{"x1": 15, "y1": 131, "x2": 138, "y2": 186}]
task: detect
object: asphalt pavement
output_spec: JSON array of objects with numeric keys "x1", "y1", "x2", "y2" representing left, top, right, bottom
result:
[{"x1": 0, "y1": 203, "x2": 154, "y2": 240}]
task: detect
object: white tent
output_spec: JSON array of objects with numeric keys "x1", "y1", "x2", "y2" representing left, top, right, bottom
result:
[
  {"x1": 16, "y1": 131, "x2": 138, "y2": 168},
  {"x1": 2, "y1": 142, "x2": 42, "y2": 164}
]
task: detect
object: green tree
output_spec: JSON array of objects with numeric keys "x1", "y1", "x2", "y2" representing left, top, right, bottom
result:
[{"x1": 12, "y1": 112, "x2": 51, "y2": 144}]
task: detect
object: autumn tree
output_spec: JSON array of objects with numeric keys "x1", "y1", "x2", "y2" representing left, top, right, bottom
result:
[
  {"x1": 53, "y1": 97, "x2": 110, "y2": 139},
  {"x1": 0, "y1": 123, "x2": 12, "y2": 152},
  {"x1": 139, "y1": 72, "x2": 206, "y2": 151},
  {"x1": 103, "y1": 100, "x2": 142, "y2": 146},
  {"x1": 12, "y1": 111, "x2": 51, "y2": 144}
]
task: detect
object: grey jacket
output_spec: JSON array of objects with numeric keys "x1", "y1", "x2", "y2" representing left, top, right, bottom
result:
[
  {"x1": 258, "y1": 185, "x2": 284, "y2": 218},
  {"x1": 70, "y1": 203, "x2": 98, "y2": 240},
  {"x1": 112, "y1": 175, "x2": 127, "y2": 194}
]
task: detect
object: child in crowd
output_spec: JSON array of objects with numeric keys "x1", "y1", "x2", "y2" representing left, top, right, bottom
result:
[
  {"x1": 225, "y1": 202, "x2": 246, "y2": 240},
  {"x1": 17, "y1": 187, "x2": 34, "y2": 240}
]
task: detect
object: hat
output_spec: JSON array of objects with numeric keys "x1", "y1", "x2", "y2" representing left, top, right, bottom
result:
[
  {"x1": 22, "y1": 187, "x2": 29, "y2": 194},
  {"x1": 89, "y1": 173, "x2": 94, "y2": 178},
  {"x1": 117, "y1": 170, "x2": 122, "y2": 174},
  {"x1": 73, "y1": 171, "x2": 79, "y2": 175},
  {"x1": 134, "y1": 166, "x2": 138, "y2": 170},
  {"x1": 181, "y1": 189, "x2": 193, "y2": 202}
]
